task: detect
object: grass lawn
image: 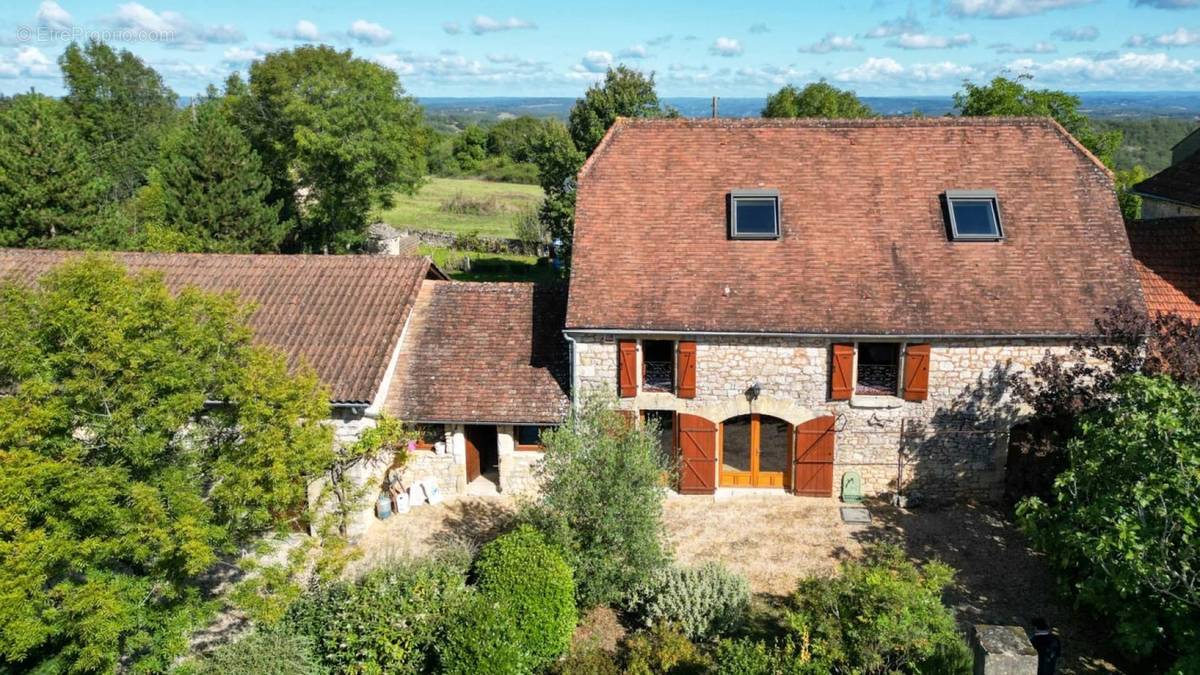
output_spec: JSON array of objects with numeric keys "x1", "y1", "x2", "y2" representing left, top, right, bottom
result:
[
  {"x1": 373, "y1": 177, "x2": 543, "y2": 238},
  {"x1": 420, "y1": 244, "x2": 561, "y2": 283}
]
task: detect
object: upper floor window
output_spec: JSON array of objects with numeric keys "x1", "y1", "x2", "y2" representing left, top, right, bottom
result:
[
  {"x1": 855, "y1": 342, "x2": 900, "y2": 396},
  {"x1": 641, "y1": 339, "x2": 676, "y2": 393},
  {"x1": 945, "y1": 190, "x2": 1003, "y2": 241},
  {"x1": 516, "y1": 425, "x2": 550, "y2": 448},
  {"x1": 730, "y1": 190, "x2": 780, "y2": 239}
]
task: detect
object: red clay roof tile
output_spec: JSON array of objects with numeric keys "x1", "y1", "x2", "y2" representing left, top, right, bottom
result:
[{"x1": 1126, "y1": 218, "x2": 1200, "y2": 321}]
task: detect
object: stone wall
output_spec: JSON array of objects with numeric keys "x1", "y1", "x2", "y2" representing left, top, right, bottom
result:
[
  {"x1": 498, "y1": 424, "x2": 543, "y2": 494},
  {"x1": 1142, "y1": 198, "x2": 1200, "y2": 219},
  {"x1": 574, "y1": 334, "x2": 1074, "y2": 501}
]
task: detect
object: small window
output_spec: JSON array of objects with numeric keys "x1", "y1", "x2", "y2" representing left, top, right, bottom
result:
[
  {"x1": 730, "y1": 190, "x2": 780, "y2": 239},
  {"x1": 945, "y1": 190, "x2": 1002, "y2": 240},
  {"x1": 411, "y1": 424, "x2": 443, "y2": 449},
  {"x1": 516, "y1": 425, "x2": 549, "y2": 448},
  {"x1": 641, "y1": 339, "x2": 675, "y2": 393},
  {"x1": 856, "y1": 342, "x2": 900, "y2": 396}
]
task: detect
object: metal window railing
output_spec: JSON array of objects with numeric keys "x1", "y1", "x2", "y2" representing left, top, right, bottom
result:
[
  {"x1": 643, "y1": 360, "x2": 674, "y2": 392},
  {"x1": 856, "y1": 364, "x2": 898, "y2": 396}
]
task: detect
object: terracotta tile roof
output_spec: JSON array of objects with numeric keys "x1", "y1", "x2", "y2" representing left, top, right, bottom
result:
[
  {"x1": 0, "y1": 249, "x2": 443, "y2": 404},
  {"x1": 387, "y1": 281, "x2": 570, "y2": 424},
  {"x1": 1126, "y1": 218, "x2": 1200, "y2": 321},
  {"x1": 567, "y1": 117, "x2": 1144, "y2": 336},
  {"x1": 1133, "y1": 151, "x2": 1200, "y2": 208}
]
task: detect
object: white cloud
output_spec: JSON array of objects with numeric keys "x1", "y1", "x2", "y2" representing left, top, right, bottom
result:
[
  {"x1": 991, "y1": 41, "x2": 1058, "y2": 53},
  {"x1": 947, "y1": 0, "x2": 1095, "y2": 18},
  {"x1": 618, "y1": 44, "x2": 648, "y2": 59},
  {"x1": 797, "y1": 34, "x2": 861, "y2": 53},
  {"x1": 36, "y1": 1, "x2": 72, "y2": 31},
  {"x1": 374, "y1": 50, "x2": 550, "y2": 86},
  {"x1": 834, "y1": 56, "x2": 976, "y2": 83},
  {"x1": 863, "y1": 13, "x2": 923, "y2": 39},
  {"x1": 109, "y1": 3, "x2": 243, "y2": 48},
  {"x1": 442, "y1": 21, "x2": 461, "y2": 35},
  {"x1": 1052, "y1": 26, "x2": 1099, "y2": 41},
  {"x1": 470, "y1": 16, "x2": 536, "y2": 35},
  {"x1": 890, "y1": 32, "x2": 975, "y2": 49},
  {"x1": 222, "y1": 46, "x2": 263, "y2": 66},
  {"x1": 1126, "y1": 27, "x2": 1200, "y2": 47},
  {"x1": 710, "y1": 36, "x2": 744, "y2": 56},
  {"x1": 348, "y1": 19, "x2": 392, "y2": 46},
  {"x1": 577, "y1": 50, "x2": 613, "y2": 73},
  {"x1": 1, "y1": 46, "x2": 57, "y2": 78},
  {"x1": 1133, "y1": 0, "x2": 1199, "y2": 7},
  {"x1": 1008, "y1": 51, "x2": 1200, "y2": 84},
  {"x1": 272, "y1": 19, "x2": 320, "y2": 42}
]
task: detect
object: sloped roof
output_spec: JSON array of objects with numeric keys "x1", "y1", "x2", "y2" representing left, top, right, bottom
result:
[
  {"x1": 567, "y1": 117, "x2": 1143, "y2": 336},
  {"x1": 1126, "y1": 218, "x2": 1200, "y2": 321},
  {"x1": 1133, "y1": 150, "x2": 1200, "y2": 208},
  {"x1": 387, "y1": 281, "x2": 570, "y2": 424},
  {"x1": 0, "y1": 249, "x2": 444, "y2": 404}
]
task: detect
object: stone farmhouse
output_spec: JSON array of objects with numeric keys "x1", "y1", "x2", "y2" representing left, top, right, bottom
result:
[
  {"x1": 1132, "y1": 126, "x2": 1200, "y2": 219},
  {"x1": 3, "y1": 114, "x2": 1177, "y2": 531}
]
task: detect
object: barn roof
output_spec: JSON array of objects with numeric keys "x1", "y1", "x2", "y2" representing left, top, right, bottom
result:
[
  {"x1": 1133, "y1": 150, "x2": 1200, "y2": 209},
  {"x1": 1126, "y1": 218, "x2": 1200, "y2": 322}
]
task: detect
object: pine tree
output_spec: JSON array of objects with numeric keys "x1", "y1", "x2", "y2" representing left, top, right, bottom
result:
[
  {"x1": 156, "y1": 102, "x2": 288, "y2": 252},
  {"x1": 0, "y1": 93, "x2": 108, "y2": 246}
]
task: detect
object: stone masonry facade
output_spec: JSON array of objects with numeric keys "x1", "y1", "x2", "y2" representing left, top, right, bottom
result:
[{"x1": 574, "y1": 334, "x2": 1075, "y2": 501}]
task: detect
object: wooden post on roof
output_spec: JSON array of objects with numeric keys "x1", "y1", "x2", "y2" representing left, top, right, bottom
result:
[{"x1": 711, "y1": 96, "x2": 718, "y2": 119}]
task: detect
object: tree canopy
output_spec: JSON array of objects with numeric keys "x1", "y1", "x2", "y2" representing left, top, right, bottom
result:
[
  {"x1": 234, "y1": 45, "x2": 427, "y2": 252},
  {"x1": 156, "y1": 99, "x2": 288, "y2": 253},
  {"x1": 762, "y1": 81, "x2": 875, "y2": 119},
  {"x1": 0, "y1": 94, "x2": 108, "y2": 247},
  {"x1": 567, "y1": 66, "x2": 676, "y2": 156},
  {"x1": 0, "y1": 259, "x2": 332, "y2": 673}
]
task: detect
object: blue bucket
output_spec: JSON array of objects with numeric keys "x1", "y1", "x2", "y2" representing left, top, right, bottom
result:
[{"x1": 376, "y1": 493, "x2": 392, "y2": 520}]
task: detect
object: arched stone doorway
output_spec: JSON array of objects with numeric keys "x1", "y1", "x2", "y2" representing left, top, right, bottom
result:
[{"x1": 719, "y1": 414, "x2": 792, "y2": 489}]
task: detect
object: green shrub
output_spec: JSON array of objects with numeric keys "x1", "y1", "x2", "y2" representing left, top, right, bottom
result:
[
  {"x1": 523, "y1": 396, "x2": 673, "y2": 608},
  {"x1": 453, "y1": 229, "x2": 485, "y2": 252},
  {"x1": 513, "y1": 203, "x2": 548, "y2": 248},
  {"x1": 621, "y1": 623, "x2": 710, "y2": 675},
  {"x1": 550, "y1": 647, "x2": 622, "y2": 675},
  {"x1": 711, "y1": 637, "x2": 833, "y2": 675},
  {"x1": 198, "y1": 631, "x2": 323, "y2": 675},
  {"x1": 282, "y1": 556, "x2": 469, "y2": 674},
  {"x1": 787, "y1": 545, "x2": 971, "y2": 675},
  {"x1": 473, "y1": 525, "x2": 577, "y2": 665},
  {"x1": 441, "y1": 193, "x2": 501, "y2": 216},
  {"x1": 624, "y1": 562, "x2": 750, "y2": 640},
  {"x1": 1018, "y1": 374, "x2": 1200, "y2": 663},
  {"x1": 437, "y1": 594, "x2": 532, "y2": 675},
  {"x1": 476, "y1": 156, "x2": 540, "y2": 184}
]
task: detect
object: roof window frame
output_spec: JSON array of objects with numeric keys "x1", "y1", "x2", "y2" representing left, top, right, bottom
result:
[
  {"x1": 945, "y1": 189, "x2": 1004, "y2": 242},
  {"x1": 730, "y1": 189, "x2": 781, "y2": 240}
]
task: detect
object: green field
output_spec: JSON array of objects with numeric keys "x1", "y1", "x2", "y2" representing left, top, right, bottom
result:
[
  {"x1": 420, "y1": 244, "x2": 560, "y2": 283},
  {"x1": 373, "y1": 177, "x2": 543, "y2": 238}
]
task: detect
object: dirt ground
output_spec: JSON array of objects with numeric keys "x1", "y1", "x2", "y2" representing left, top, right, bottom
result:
[{"x1": 354, "y1": 493, "x2": 1126, "y2": 674}]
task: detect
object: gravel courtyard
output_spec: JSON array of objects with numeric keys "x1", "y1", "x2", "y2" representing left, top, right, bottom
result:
[{"x1": 355, "y1": 493, "x2": 1126, "y2": 673}]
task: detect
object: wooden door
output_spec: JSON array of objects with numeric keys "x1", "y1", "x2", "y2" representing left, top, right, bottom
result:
[
  {"x1": 464, "y1": 430, "x2": 481, "y2": 482},
  {"x1": 676, "y1": 413, "x2": 717, "y2": 494},
  {"x1": 720, "y1": 415, "x2": 790, "y2": 488},
  {"x1": 793, "y1": 416, "x2": 836, "y2": 497}
]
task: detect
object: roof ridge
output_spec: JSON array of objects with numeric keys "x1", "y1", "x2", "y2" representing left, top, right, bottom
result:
[{"x1": 610, "y1": 115, "x2": 1059, "y2": 129}]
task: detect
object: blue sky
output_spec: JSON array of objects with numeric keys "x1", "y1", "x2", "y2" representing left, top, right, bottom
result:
[{"x1": 2, "y1": 0, "x2": 1200, "y2": 98}]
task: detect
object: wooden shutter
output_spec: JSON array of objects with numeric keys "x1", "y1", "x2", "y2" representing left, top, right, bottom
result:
[
  {"x1": 902, "y1": 343, "x2": 931, "y2": 402},
  {"x1": 830, "y1": 344, "x2": 854, "y2": 401},
  {"x1": 793, "y1": 416, "x2": 836, "y2": 497},
  {"x1": 677, "y1": 413, "x2": 717, "y2": 494},
  {"x1": 676, "y1": 341, "x2": 697, "y2": 399},
  {"x1": 618, "y1": 340, "x2": 637, "y2": 398}
]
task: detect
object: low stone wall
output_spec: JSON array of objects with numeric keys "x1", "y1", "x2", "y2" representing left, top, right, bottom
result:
[
  {"x1": 500, "y1": 449, "x2": 543, "y2": 495},
  {"x1": 399, "y1": 450, "x2": 464, "y2": 498},
  {"x1": 402, "y1": 229, "x2": 544, "y2": 256}
]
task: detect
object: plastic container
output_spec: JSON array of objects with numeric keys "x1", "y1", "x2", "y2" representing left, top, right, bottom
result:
[{"x1": 376, "y1": 492, "x2": 392, "y2": 519}]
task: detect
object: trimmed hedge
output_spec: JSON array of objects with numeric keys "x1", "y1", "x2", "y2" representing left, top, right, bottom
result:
[
  {"x1": 437, "y1": 594, "x2": 532, "y2": 675},
  {"x1": 198, "y1": 631, "x2": 323, "y2": 675},
  {"x1": 473, "y1": 524, "x2": 578, "y2": 665},
  {"x1": 624, "y1": 562, "x2": 750, "y2": 640}
]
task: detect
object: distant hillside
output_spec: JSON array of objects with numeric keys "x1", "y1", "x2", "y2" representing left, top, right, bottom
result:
[{"x1": 1096, "y1": 117, "x2": 1197, "y2": 173}]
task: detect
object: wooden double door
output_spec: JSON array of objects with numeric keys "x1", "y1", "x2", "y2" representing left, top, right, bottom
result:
[{"x1": 719, "y1": 414, "x2": 791, "y2": 488}]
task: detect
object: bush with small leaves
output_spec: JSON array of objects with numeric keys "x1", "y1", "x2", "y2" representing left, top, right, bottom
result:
[
  {"x1": 197, "y1": 631, "x2": 323, "y2": 675},
  {"x1": 621, "y1": 623, "x2": 710, "y2": 675},
  {"x1": 711, "y1": 637, "x2": 832, "y2": 675},
  {"x1": 550, "y1": 647, "x2": 622, "y2": 675},
  {"x1": 624, "y1": 562, "x2": 750, "y2": 640},
  {"x1": 437, "y1": 594, "x2": 532, "y2": 675},
  {"x1": 473, "y1": 524, "x2": 578, "y2": 666}
]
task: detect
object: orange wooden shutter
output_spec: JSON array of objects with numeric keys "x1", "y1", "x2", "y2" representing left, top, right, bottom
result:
[
  {"x1": 793, "y1": 416, "x2": 836, "y2": 497},
  {"x1": 830, "y1": 344, "x2": 854, "y2": 401},
  {"x1": 903, "y1": 343, "x2": 931, "y2": 402},
  {"x1": 676, "y1": 341, "x2": 697, "y2": 399},
  {"x1": 618, "y1": 340, "x2": 637, "y2": 398},
  {"x1": 677, "y1": 413, "x2": 717, "y2": 494}
]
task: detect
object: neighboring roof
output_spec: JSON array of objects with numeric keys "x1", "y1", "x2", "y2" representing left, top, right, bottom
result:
[
  {"x1": 1126, "y1": 218, "x2": 1200, "y2": 322},
  {"x1": 567, "y1": 117, "x2": 1143, "y2": 336},
  {"x1": 388, "y1": 281, "x2": 570, "y2": 424},
  {"x1": 0, "y1": 249, "x2": 445, "y2": 404},
  {"x1": 1133, "y1": 150, "x2": 1200, "y2": 208}
]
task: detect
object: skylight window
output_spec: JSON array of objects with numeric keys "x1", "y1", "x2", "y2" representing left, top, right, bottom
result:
[
  {"x1": 945, "y1": 190, "x2": 1003, "y2": 241},
  {"x1": 730, "y1": 190, "x2": 780, "y2": 239}
]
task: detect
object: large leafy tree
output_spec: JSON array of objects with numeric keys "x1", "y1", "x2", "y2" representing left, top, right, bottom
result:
[
  {"x1": 567, "y1": 66, "x2": 676, "y2": 156},
  {"x1": 59, "y1": 40, "x2": 178, "y2": 201},
  {"x1": 234, "y1": 46, "x2": 427, "y2": 253},
  {"x1": 156, "y1": 100, "x2": 288, "y2": 252},
  {"x1": 528, "y1": 120, "x2": 586, "y2": 258},
  {"x1": 0, "y1": 259, "x2": 333, "y2": 673},
  {"x1": 1017, "y1": 374, "x2": 1200, "y2": 669},
  {"x1": 953, "y1": 75, "x2": 1121, "y2": 168},
  {"x1": 0, "y1": 94, "x2": 108, "y2": 246},
  {"x1": 762, "y1": 81, "x2": 875, "y2": 119}
]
